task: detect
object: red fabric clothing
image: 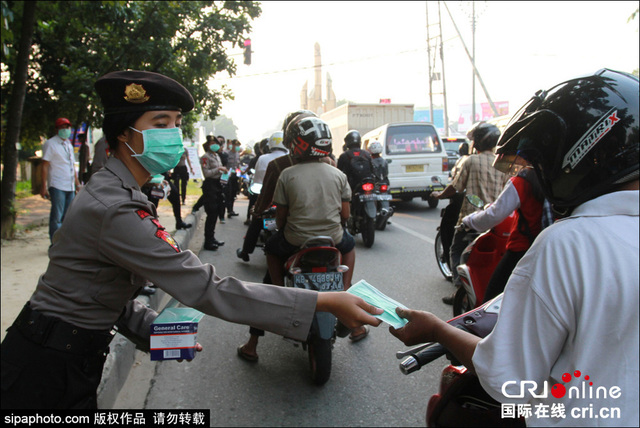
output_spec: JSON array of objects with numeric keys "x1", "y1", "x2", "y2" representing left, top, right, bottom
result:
[{"x1": 507, "y1": 176, "x2": 543, "y2": 252}]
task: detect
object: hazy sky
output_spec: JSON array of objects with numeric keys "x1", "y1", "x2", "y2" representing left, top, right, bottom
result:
[{"x1": 207, "y1": 1, "x2": 639, "y2": 144}]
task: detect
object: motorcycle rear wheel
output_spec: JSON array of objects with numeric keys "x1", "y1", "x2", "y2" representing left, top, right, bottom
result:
[
  {"x1": 362, "y1": 216, "x2": 375, "y2": 248},
  {"x1": 453, "y1": 287, "x2": 473, "y2": 317},
  {"x1": 308, "y1": 335, "x2": 332, "y2": 386},
  {"x1": 434, "y1": 231, "x2": 453, "y2": 281}
]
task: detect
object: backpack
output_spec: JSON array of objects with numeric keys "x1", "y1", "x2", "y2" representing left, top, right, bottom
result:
[{"x1": 347, "y1": 150, "x2": 373, "y2": 184}]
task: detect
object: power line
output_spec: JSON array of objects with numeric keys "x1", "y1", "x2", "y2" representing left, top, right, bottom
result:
[{"x1": 214, "y1": 42, "x2": 458, "y2": 81}]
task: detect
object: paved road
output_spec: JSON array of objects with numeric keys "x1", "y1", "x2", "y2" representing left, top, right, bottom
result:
[{"x1": 116, "y1": 197, "x2": 457, "y2": 426}]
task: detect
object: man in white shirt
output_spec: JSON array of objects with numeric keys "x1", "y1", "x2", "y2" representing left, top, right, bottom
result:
[
  {"x1": 41, "y1": 117, "x2": 80, "y2": 243},
  {"x1": 389, "y1": 69, "x2": 639, "y2": 427}
]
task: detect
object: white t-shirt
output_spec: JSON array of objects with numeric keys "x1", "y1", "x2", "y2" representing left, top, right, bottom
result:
[
  {"x1": 42, "y1": 135, "x2": 76, "y2": 192},
  {"x1": 253, "y1": 149, "x2": 288, "y2": 185},
  {"x1": 472, "y1": 190, "x2": 639, "y2": 427}
]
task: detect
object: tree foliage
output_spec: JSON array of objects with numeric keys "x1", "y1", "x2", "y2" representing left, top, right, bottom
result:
[{"x1": 1, "y1": 1, "x2": 261, "y2": 155}]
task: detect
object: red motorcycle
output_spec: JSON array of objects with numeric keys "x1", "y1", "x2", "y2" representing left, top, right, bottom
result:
[
  {"x1": 453, "y1": 195, "x2": 516, "y2": 316},
  {"x1": 396, "y1": 294, "x2": 525, "y2": 427}
]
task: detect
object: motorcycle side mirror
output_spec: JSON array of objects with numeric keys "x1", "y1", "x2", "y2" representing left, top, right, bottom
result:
[
  {"x1": 386, "y1": 159, "x2": 392, "y2": 164},
  {"x1": 466, "y1": 194, "x2": 484, "y2": 209}
]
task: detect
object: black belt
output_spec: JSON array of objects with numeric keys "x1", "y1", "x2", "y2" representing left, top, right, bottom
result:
[{"x1": 12, "y1": 303, "x2": 115, "y2": 357}]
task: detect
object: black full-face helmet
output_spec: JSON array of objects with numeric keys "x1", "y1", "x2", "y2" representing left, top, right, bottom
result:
[
  {"x1": 344, "y1": 130, "x2": 362, "y2": 149},
  {"x1": 281, "y1": 110, "x2": 317, "y2": 150},
  {"x1": 286, "y1": 116, "x2": 333, "y2": 159},
  {"x1": 494, "y1": 68, "x2": 639, "y2": 210},
  {"x1": 466, "y1": 122, "x2": 500, "y2": 153}
]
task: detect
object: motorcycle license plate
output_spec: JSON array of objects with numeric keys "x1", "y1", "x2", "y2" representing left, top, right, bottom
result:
[
  {"x1": 377, "y1": 194, "x2": 392, "y2": 201},
  {"x1": 405, "y1": 164, "x2": 424, "y2": 173},
  {"x1": 263, "y1": 218, "x2": 277, "y2": 231},
  {"x1": 292, "y1": 272, "x2": 344, "y2": 291},
  {"x1": 359, "y1": 193, "x2": 378, "y2": 202}
]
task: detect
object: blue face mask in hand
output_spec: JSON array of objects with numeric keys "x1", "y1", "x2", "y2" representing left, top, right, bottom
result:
[
  {"x1": 346, "y1": 280, "x2": 408, "y2": 329},
  {"x1": 126, "y1": 127, "x2": 184, "y2": 175}
]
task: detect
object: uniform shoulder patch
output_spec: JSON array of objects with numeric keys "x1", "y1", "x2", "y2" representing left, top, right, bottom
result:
[
  {"x1": 136, "y1": 209, "x2": 180, "y2": 252},
  {"x1": 156, "y1": 229, "x2": 181, "y2": 253},
  {"x1": 136, "y1": 209, "x2": 152, "y2": 219}
]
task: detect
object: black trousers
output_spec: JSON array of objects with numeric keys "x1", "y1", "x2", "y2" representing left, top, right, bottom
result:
[
  {"x1": 172, "y1": 165, "x2": 189, "y2": 204},
  {"x1": 225, "y1": 172, "x2": 238, "y2": 212},
  {"x1": 1, "y1": 313, "x2": 108, "y2": 409},
  {"x1": 145, "y1": 180, "x2": 183, "y2": 225},
  {"x1": 202, "y1": 178, "x2": 225, "y2": 241},
  {"x1": 241, "y1": 215, "x2": 263, "y2": 255}
]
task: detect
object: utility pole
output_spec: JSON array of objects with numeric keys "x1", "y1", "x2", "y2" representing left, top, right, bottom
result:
[
  {"x1": 444, "y1": 1, "x2": 498, "y2": 117},
  {"x1": 437, "y1": 1, "x2": 449, "y2": 137},
  {"x1": 471, "y1": 1, "x2": 476, "y2": 125},
  {"x1": 426, "y1": 2, "x2": 434, "y2": 123}
]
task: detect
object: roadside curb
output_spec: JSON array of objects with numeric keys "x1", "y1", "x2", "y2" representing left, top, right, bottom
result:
[{"x1": 96, "y1": 209, "x2": 203, "y2": 409}]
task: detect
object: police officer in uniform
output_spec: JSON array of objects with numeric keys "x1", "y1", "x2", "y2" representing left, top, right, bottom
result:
[{"x1": 0, "y1": 70, "x2": 382, "y2": 409}]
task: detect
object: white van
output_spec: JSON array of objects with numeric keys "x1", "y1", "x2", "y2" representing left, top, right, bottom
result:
[{"x1": 362, "y1": 122, "x2": 449, "y2": 207}]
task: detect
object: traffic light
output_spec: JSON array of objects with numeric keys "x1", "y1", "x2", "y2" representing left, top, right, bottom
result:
[{"x1": 243, "y1": 39, "x2": 251, "y2": 65}]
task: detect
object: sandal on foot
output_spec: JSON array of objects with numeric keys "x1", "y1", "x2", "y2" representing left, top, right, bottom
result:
[
  {"x1": 237, "y1": 345, "x2": 259, "y2": 362},
  {"x1": 349, "y1": 325, "x2": 370, "y2": 342}
]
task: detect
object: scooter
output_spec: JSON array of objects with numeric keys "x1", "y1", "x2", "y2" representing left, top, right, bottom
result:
[
  {"x1": 396, "y1": 294, "x2": 525, "y2": 427},
  {"x1": 430, "y1": 176, "x2": 461, "y2": 282},
  {"x1": 453, "y1": 195, "x2": 515, "y2": 316},
  {"x1": 282, "y1": 236, "x2": 349, "y2": 385},
  {"x1": 248, "y1": 182, "x2": 276, "y2": 249},
  {"x1": 375, "y1": 179, "x2": 394, "y2": 231},
  {"x1": 347, "y1": 176, "x2": 377, "y2": 248},
  {"x1": 238, "y1": 163, "x2": 253, "y2": 197}
]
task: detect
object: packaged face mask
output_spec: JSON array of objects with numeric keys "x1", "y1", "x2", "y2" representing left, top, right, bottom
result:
[{"x1": 346, "y1": 280, "x2": 408, "y2": 329}]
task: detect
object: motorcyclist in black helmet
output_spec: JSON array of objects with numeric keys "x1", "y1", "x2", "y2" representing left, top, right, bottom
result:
[
  {"x1": 337, "y1": 130, "x2": 375, "y2": 192},
  {"x1": 432, "y1": 121, "x2": 508, "y2": 304},
  {"x1": 390, "y1": 69, "x2": 639, "y2": 426}
]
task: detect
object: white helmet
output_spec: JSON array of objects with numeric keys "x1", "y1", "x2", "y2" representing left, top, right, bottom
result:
[
  {"x1": 368, "y1": 140, "x2": 383, "y2": 154},
  {"x1": 268, "y1": 131, "x2": 286, "y2": 152}
]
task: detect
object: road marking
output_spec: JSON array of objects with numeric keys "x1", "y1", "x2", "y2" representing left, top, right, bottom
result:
[{"x1": 392, "y1": 221, "x2": 435, "y2": 244}]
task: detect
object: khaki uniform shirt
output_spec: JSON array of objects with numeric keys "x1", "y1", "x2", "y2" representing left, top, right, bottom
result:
[
  {"x1": 29, "y1": 157, "x2": 316, "y2": 341},
  {"x1": 274, "y1": 161, "x2": 351, "y2": 246},
  {"x1": 201, "y1": 151, "x2": 222, "y2": 180}
]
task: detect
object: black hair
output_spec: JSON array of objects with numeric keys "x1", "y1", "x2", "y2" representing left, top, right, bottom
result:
[{"x1": 102, "y1": 111, "x2": 145, "y2": 152}]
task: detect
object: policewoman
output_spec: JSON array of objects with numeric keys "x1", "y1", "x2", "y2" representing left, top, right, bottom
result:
[{"x1": 0, "y1": 70, "x2": 382, "y2": 409}]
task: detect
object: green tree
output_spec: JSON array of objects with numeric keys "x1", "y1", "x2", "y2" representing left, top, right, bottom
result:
[
  {"x1": 213, "y1": 115, "x2": 238, "y2": 139},
  {"x1": 1, "y1": 0, "x2": 261, "y2": 238}
]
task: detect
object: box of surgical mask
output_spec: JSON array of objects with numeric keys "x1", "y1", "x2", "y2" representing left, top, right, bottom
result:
[{"x1": 150, "y1": 307, "x2": 204, "y2": 361}]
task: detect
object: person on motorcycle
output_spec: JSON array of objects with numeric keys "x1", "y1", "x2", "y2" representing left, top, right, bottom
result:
[
  {"x1": 235, "y1": 111, "x2": 315, "y2": 263},
  {"x1": 461, "y1": 166, "x2": 546, "y2": 303},
  {"x1": 438, "y1": 141, "x2": 471, "y2": 274},
  {"x1": 337, "y1": 130, "x2": 375, "y2": 192},
  {"x1": 368, "y1": 140, "x2": 388, "y2": 184},
  {"x1": 432, "y1": 122, "x2": 508, "y2": 304},
  {"x1": 237, "y1": 116, "x2": 360, "y2": 361},
  {"x1": 243, "y1": 139, "x2": 267, "y2": 225},
  {"x1": 390, "y1": 69, "x2": 639, "y2": 426}
]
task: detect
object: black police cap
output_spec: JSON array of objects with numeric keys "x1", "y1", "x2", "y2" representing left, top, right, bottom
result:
[{"x1": 95, "y1": 70, "x2": 195, "y2": 115}]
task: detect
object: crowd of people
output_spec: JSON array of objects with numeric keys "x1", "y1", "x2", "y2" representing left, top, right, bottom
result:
[{"x1": 3, "y1": 68, "x2": 638, "y2": 427}]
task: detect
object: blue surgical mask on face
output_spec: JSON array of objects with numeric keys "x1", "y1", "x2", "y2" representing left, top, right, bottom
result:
[
  {"x1": 58, "y1": 128, "x2": 72, "y2": 140},
  {"x1": 125, "y1": 127, "x2": 184, "y2": 175}
]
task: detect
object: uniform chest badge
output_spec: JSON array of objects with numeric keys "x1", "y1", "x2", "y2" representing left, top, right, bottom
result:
[{"x1": 124, "y1": 83, "x2": 150, "y2": 104}]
